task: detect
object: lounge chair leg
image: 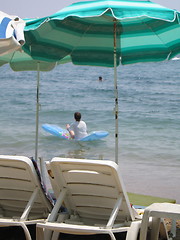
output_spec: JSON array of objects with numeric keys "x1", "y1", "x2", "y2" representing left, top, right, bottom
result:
[
  {"x1": 150, "y1": 217, "x2": 161, "y2": 240},
  {"x1": 36, "y1": 225, "x2": 44, "y2": 240},
  {"x1": 0, "y1": 223, "x2": 32, "y2": 240},
  {"x1": 108, "y1": 230, "x2": 116, "y2": 240},
  {"x1": 170, "y1": 219, "x2": 176, "y2": 239},
  {"x1": 19, "y1": 222, "x2": 32, "y2": 240},
  {"x1": 139, "y1": 210, "x2": 150, "y2": 240},
  {"x1": 126, "y1": 221, "x2": 141, "y2": 240}
]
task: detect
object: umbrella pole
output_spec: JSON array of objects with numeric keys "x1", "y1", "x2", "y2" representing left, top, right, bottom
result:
[
  {"x1": 113, "y1": 19, "x2": 119, "y2": 164},
  {"x1": 35, "y1": 62, "x2": 40, "y2": 161}
]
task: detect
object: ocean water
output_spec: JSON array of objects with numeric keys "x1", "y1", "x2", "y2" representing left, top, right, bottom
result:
[{"x1": 0, "y1": 59, "x2": 180, "y2": 202}]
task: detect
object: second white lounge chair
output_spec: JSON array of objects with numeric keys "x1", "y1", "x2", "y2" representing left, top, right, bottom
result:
[{"x1": 37, "y1": 158, "x2": 143, "y2": 240}]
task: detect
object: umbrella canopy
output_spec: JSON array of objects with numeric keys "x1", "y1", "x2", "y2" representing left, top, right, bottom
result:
[
  {"x1": 23, "y1": 0, "x2": 180, "y2": 66},
  {"x1": 0, "y1": 11, "x2": 25, "y2": 56},
  {"x1": 0, "y1": 50, "x2": 70, "y2": 70},
  {"x1": 22, "y1": 0, "x2": 180, "y2": 164}
]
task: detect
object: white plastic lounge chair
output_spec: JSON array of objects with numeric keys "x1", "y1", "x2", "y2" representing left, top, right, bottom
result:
[
  {"x1": 139, "y1": 202, "x2": 180, "y2": 240},
  {"x1": 36, "y1": 158, "x2": 143, "y2": 240},
  {"x1": 0, "y1": 155, "x2": 52, "y2": 240}
]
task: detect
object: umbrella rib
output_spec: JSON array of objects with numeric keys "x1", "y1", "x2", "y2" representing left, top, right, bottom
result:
[
  {"x1": 67, "y1": 22, "x2": 93, "y2": 54},
  {"x1": 142, "y1": 19, "x2": 171, "y2": 56}
]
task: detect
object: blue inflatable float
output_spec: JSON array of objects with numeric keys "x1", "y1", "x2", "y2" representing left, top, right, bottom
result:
[{"x1": 42, "y1": 124, "x2": 109, "y2": 141}]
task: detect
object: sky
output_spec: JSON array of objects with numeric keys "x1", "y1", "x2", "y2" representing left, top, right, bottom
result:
[{"x1": 1, "y1": 0, "x2": 180, "y2": 18}]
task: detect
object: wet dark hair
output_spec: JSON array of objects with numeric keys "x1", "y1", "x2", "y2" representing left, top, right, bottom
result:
[{"x1": 74, "y1": 112, "x2": 81, "y2": 121}]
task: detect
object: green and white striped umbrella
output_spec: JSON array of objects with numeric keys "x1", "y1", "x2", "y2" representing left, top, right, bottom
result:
[
  {"x1": 24, "y1": 0, "x2": 180, "y2": 65},
  {"x1": 23, "y1": 0, "x2": 180, "y2": 163}
]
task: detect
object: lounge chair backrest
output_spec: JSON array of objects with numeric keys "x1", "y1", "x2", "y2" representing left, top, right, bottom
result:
[
  {"x1": 0, "y1": 155, "x2": 52, "y2": 220},
  {"x1": 47, "y1": 158, "x2": 134, "y2": 226}
]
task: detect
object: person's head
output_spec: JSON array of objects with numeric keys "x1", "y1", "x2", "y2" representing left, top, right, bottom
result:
[{"x1": 74, "y1": 112, "x2": 81, "y2": 122}]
